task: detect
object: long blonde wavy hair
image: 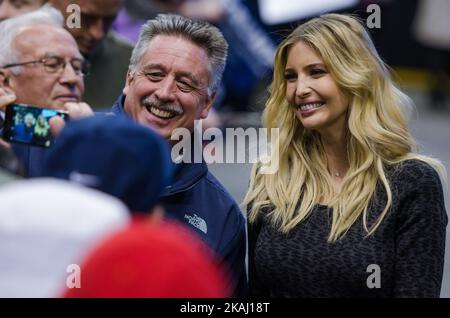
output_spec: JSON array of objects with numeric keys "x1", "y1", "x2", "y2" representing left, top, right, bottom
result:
[{"x1": 244, "y1": 13, "x2": 445, "y2": 242}]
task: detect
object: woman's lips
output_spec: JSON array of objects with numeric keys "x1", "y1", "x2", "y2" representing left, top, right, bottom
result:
[{"x1": 297, "y1": 102, "x2": 325, "y2": 117}]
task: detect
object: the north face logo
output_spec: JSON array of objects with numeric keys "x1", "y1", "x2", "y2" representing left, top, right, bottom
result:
[{"x1": 184, "y1": 213, "x2": 207, "y2": 234}]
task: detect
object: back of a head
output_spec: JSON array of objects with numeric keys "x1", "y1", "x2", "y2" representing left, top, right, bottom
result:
[
  {"x1": 0, "y1": 178, "x2": 129, "y2": 297},
  {"x1": 64, "y1": 220, "x2": 230, "y2": 298},
  {"x1": 40, "y1": 115, "x2": 173, "y2": 213}
]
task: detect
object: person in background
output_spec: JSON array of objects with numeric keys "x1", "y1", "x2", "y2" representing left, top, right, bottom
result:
[
  {"x1": 1, "y1": 0, "x2": 130, "y2": 110},
  {"x1": 0, "y1": 0, "x2": 47, "y2": 21},
  {"x1": 13, "y1": 112, "x2": 34, "y2": 143},
  {"x1": 244, "y1": 13, "x2": 448, "y2": 297},
  {"x1": 32, "y1": 114, "x2": 50, "y2": 145},
  {"x1": 0, "y1": 178, "x2": 129, "y2": 297},
  {"x1": 48, "y1": 0, "x2": 133, "y2": 110},
  {"x1": 0, "y1": 6, "x2": 92, "y2": 177},
  {"x1": 63, "y1": 219, "x2": 231, "y2": 298}
]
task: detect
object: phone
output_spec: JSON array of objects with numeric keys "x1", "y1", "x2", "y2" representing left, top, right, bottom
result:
[{"x1": 2, "y1": 103, "x2": 69, "y2": 148}]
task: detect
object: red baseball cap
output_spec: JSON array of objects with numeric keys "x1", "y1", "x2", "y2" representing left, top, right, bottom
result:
[{"x1": 63, "y1": 220, "x2": 231, "y2": 298}]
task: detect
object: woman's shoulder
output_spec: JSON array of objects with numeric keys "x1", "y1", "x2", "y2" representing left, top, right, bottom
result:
[
  {"x1": 388, "y1": 159, "x2": 443, "y2": 193},
  {"x1": 390, "y1": 159, "x2": 440, "y2": 179}
]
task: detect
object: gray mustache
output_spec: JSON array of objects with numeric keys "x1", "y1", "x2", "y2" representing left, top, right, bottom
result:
[{"x1": 142, "y1": 97, "x2": 183, "y2": 115}]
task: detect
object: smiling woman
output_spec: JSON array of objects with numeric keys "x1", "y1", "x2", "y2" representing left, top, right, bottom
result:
[
  {"x1": 244, "y1": 13, "x2": 448, "y2": 298},
  {"x1": 284, "y1": 41, "x2": 349, "y2": 135}
]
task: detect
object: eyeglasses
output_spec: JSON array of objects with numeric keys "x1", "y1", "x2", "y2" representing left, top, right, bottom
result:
[{"x1": 1, "y1": 56, "x2": 91, "y2": 76}]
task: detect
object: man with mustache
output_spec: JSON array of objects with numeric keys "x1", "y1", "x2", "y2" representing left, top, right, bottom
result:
[{"x1": 111, "y1": 14, "x2": 247, "y2": 296}]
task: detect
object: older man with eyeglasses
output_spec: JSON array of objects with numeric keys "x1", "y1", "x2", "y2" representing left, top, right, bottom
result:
[{"x1": 0, "y1": 6, "x2": 93, "y2": 176}]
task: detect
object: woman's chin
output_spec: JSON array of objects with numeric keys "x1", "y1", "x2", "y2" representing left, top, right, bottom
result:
[{"x1": 296, "y1": 115, "x2": 323, "y2": 130}]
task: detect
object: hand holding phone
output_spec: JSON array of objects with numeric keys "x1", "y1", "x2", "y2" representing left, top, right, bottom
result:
[
  {"x1": 2, "y1": 103, "x2": 69, "y2": 148},
  {"x1": 0, "y1": 88, "x2": 16, "y2": 112}
]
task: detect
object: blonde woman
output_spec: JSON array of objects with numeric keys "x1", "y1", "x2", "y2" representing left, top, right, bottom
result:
[
  {"x1": 244, "y1": 14, "x2": 448, "y2": 297},
  {"x1": 32, "y1": 115, "x2": 50, "y2": 146}
]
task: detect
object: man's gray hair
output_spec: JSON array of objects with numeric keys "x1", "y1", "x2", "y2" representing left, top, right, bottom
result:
[
  {"x1": 129, "y1": 14, "x2": 228, "y2": 93},
  {"x1": 0, "y1": 5, "x2": 64, "y2": 75}
]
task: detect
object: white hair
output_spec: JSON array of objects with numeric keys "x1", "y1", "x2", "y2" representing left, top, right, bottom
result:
[{"x1": 0, "y1": 5, "x2": 64, "y2": 75}]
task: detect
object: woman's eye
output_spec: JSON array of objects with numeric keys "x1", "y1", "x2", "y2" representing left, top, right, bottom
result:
[
  {"x1": 310, "y1": 69, "x2": 326, "y2": 77},
  {"x1": 284, "y1": 73, "x2": 297, "y2": 81}
]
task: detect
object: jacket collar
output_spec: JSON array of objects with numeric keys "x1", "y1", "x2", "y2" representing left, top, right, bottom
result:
[
  {"x1": 111, "y1": 94, "x2": 128, "y2": 117},
  {"x1": 111, "y1": 94, "x2": 208, "y2": 196},
  {"x1": 161, "y1": 161, "x2": 207, "y2": 196}
]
